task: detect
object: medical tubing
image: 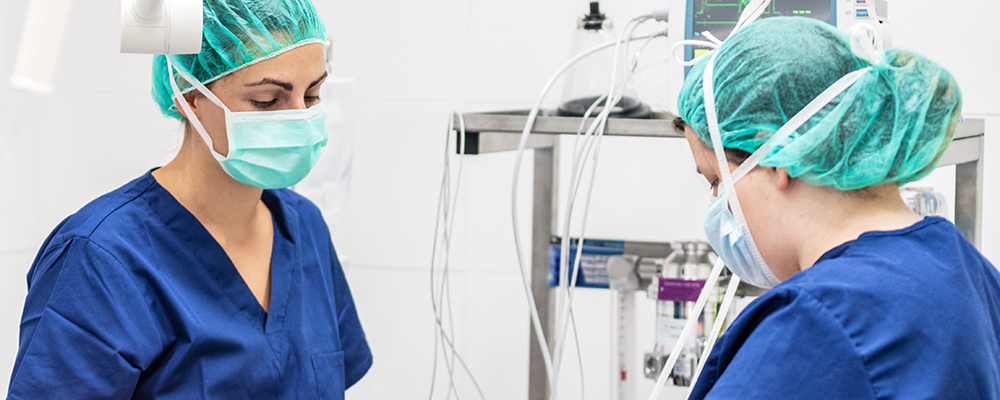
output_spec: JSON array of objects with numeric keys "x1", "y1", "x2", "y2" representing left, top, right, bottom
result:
[
  {"x1": 442, "y1": 114, "x2": 459, "y2": 400},
  {"x1": 687, "y1": 275, "x2": 742, "y2": 398},
  {"x1": 446, "y1": 114, "x2": 485, "y2": 400},
  {"x1": 442, "y1": 112, "x2": 468, "y2": 399},
  {"x1": 647, "y1": 258, "x2": 727, "y2": 400},
  {"x1": 429, "y1": 118, "x2": 458, "y2": 399},
  {"x1": 430, "y1": 119, "x2": 459, "y2": 399},
  {"x1": 557, "y1": 17, "x2": 642, "y2": 306},
  {"x1": 555, "y1": 16, "x2": 640, "y2": 362},
  {"x1": 561, "y1": 94, "x2": 608, "y2": 400},
  {"x1": 554, "y1": 23, "x2": 657, "y2": 381},
  {"x1": 509, "y1": 31, "x2": 660, "y2": 394},
  {"x1": 429, "y1": 113, "x2": 484, "y2": 400},
  {"x1": 554, "y1": 16, "x2": 637, "y2": 352}
]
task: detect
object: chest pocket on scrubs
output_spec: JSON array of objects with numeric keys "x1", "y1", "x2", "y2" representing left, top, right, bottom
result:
[{"x1": 312, "y1": 351, "x2": 346, "y2": 399}]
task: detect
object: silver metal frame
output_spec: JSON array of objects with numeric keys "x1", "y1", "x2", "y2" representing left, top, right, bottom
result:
[{"x1": 453, "y1": 110, "x2": 986, "y2": 399}]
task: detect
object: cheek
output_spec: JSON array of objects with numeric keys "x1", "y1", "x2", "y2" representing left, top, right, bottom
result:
[
  {"x1": 733, "y1": 176, "x2": 774, "y2": 238},
  {"x1": 195, "y1": 102, "x2": 230, "y2": 153}
]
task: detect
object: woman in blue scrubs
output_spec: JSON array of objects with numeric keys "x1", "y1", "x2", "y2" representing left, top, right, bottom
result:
[
  {"x1": 677, "y1": 17, "x2": 1000, "y2": 399},
  {"x1": 8, "y1": 0, "x2": 371, "y2": 398}
]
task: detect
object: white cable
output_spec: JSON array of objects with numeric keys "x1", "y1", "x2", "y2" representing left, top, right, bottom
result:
[
  {"x1": 439, "y1": 112, "x2": 467, "y2": 400},
  {"x1": 509, "y1": 30, "x2": 661, "y2": 394},
  {"x1": 552, "y1": 22, "x2": 665, "y2": 389},
  {"x1": 647, "y1": 258, "x2": 727, "y2": 400},
  {"x1": 687, "y1": 275, "x2": 741, "y2": 399},
  {"x1": 429, "y1": 113, "x2": 485, "y2": 400},
  {"x1": 553, "y1": 16, "x2": 640, "y2": 383},
  {"x1": 429, "y1": 116, "x2": 459, "y2": 399}
]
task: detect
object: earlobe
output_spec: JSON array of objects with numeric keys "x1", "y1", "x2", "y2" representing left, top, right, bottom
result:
[{"x1": 775, "y1": 167, "x2": 791, "y2": 192}]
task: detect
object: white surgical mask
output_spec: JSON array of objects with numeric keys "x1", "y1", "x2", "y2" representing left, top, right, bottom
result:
[
  {"x1": 166, "y1": 59, "x2": 329, "y2": 190},
  {"x1": 700, "y1": 52, "x2": 873, "y2": 289}
]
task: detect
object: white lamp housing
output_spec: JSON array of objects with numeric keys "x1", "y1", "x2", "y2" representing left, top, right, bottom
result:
[
  {"x1": 120, "y1": 0, "x2": 202, "y2": 54},
  {"x1": 9, "y1": 0, "x2": 74, "y2": 94}
]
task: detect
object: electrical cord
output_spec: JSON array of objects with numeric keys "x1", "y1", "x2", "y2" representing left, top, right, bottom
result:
[{"x1": 428, "y1": 113, "x2": 486, "y2": 400}]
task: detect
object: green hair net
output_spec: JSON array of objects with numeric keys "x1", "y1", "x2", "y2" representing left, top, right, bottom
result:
[
  {"x1": 151, "y1": 0, "x2": 327, "y2": 121},
  {"x1": 677, "y1": 17, "x2": 962, "y2": 190}
]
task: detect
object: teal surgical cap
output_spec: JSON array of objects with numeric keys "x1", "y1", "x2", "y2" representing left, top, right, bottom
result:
[
  {"x1": 678, "y1": 17, "x2": 962, "y2": 191},
  {"x1": 151, "y1": 0, "x2": 327, "y2": 121}
]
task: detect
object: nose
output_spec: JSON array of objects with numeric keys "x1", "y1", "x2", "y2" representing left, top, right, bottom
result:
[{"x1": 288, "y1": 95, "x2": 309, "y2": 110}]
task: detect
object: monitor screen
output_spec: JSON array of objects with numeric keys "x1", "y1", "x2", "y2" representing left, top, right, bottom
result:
[{"x1": 686, "y1": 0, "x2": 835, "y2": 61}]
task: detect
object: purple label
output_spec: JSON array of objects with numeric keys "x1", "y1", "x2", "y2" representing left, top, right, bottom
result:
[{"x1": 658, "y1": 278, "x2": 706, "y2": 302}]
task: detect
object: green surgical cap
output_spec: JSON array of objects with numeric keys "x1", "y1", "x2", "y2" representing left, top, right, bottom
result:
[
  {"x1": 678, "y1": 17, "x2": 962, "y2": 190},
  {"x1": 151, "y1": 0, "x2": 327, "y2": 121}
]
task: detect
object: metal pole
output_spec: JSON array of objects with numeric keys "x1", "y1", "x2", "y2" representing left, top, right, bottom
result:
[
  {"x1": 528, "y1": 144, "x2": 558, "y2": 400},
  {"x1": 954, "y1": 137, "x2": 984, "y2": 248}
]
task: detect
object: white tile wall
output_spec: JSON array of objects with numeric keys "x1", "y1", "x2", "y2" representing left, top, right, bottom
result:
[{"x1": 0, "y1": 1, "x2": 997, "y2": 399}]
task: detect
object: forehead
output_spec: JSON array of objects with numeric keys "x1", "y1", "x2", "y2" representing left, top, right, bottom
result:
[
  {"x1": 684, "y1": 125, "x2": 718, "y2": 176},
  {"x1": 224, "y1": 43, "x2": 326, "y2": 84}
]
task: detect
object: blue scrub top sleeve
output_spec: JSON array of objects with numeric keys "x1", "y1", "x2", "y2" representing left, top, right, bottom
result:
[
  {"x1": 693, "y1": 290, "x2": 877, "y2": 400},
  {"x1": 329, "y1": 244, "x2": 373, "y2": 389},
  {"x1": 9, "y1": 238, "x2": 163, "y2": 399}
]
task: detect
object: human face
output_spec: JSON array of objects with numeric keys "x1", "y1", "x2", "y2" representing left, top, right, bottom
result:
[
  {"x1": 683, "y1": 125, "x2": 798, "y2": 281},
  {"x1": 182, "y1": 43, "x2": 328, "y2": 156}
]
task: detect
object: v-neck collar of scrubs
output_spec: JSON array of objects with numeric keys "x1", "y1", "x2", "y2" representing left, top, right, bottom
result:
[{"x1": 142, "y1": 170, "x2": 298, "y2": 335}]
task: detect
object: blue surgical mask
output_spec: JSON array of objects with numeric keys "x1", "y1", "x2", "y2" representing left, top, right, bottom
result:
[
  {"x1": 166, "y1": 59, "x2": 329, "y2": 189},
  {"x1": 704, "y1": 190, "x2": 780, "y2": 288}
]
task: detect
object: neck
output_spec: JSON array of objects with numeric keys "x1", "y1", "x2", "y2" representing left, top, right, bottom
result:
[
  {"x1": 153, "y1": 129, "x2": 266, "y2": 242},
  {"x1": 794, "y1": 183, "x2": 922, "y2": 272}
]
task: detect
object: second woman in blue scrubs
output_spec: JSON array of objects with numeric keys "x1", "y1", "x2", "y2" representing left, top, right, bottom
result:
[
  {"x1": 9, "y1": 0, "x2": 372, "y2": 398},
  {"x1": 676, "y1": 17, "x2": 1000, "y2": 399}
]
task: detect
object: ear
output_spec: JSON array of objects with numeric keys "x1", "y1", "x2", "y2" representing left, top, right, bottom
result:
[
  {"x1": 774, "y1": 167, "x2": 791, "y2": 192},
  {"x1": 172, "y1": 92, "x2": 201, "y2": 120}
]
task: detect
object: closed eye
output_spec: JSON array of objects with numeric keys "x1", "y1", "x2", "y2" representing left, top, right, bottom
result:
[{"x1": 251, "y1": 99, "x2": 278, "y2": 109}]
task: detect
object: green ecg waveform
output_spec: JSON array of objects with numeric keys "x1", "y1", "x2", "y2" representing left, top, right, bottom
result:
[{"x1": 691, "y1": 0, "x2": 830, "y2": 40}]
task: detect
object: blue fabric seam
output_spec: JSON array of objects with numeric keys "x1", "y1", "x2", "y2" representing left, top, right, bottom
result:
[
  {"x1": 84, "y1": 178, "x2": 158, "y2": 239},
  {"x1": 77, "y1": 238, "x2": 167, "y2": 355},
  {"x1": 797, "y1": 289, "x2": 881, "y2": 400},
  {"x1": 13, "y1": 238, "x2": 164, "y2": 392}
]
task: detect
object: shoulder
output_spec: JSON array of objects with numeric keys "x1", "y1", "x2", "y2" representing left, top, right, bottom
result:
[
  {"x1": 35, "y1": 173, "x2": 160, "y2": 263},
  {"x1": 47, "y1": 173, "x2": 159, "y2": 243},
  {"x1": 692, "y1": 285, "x2": 875, "y2": 399}
]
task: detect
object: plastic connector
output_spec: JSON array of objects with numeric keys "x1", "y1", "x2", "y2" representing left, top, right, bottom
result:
[{"x1": 650, "y1": 6, "x2": 669, "y2": 22}]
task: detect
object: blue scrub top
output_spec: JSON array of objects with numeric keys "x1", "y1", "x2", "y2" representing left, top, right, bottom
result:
[
  {"x1": 9, "y1": 171, "x2": 372, "y2": 399},
  {"x1": 690, "y1": 217, "x2": 1000, "y2": 400}
]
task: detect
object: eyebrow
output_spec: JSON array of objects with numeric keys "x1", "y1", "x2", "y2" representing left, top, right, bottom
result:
[
  {"x1": 308, "y1": 71, "x2": 328, "y2": 89},
  {"x1": 245, "y1": 71, "x2": 329, "y2": 91}
]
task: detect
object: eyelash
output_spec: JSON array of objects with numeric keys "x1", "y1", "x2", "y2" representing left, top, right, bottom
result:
[
  {"x1": 251, "y1": 99, "x2": 278, "y2": 108},
  {"x1": 251, "y1": 96, "x2": 321, "y2": 109}
]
